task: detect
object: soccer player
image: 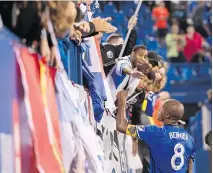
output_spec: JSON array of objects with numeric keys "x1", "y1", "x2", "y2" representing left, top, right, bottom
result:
[
  {"x1": 205, "y1": 130, "x2": 212, "y2": 149},
  {"x1": 116, "y1": 90, "x2": 196, "y2": 173}
]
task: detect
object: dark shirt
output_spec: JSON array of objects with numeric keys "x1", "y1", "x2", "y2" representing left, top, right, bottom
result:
[
  {"x1": 129, "y1": 89, "x2": 146, "y2": 125},
  {"x1": 0, "y1": 1, "x2": 46, "y2": 46},
  {"x1": 101, "y1": 29, "x2": 137, "y2": 75},
  {"x1": 81, "y1": 22, "x2": 98, "y2": 38}
]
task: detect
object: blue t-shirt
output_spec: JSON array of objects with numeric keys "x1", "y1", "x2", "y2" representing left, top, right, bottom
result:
[
  {"x1": 135, "y1": 125, "x2": 196, "y2": 173},
  {"x1": 142, "y1": 92, "x2": 159, "y2": 116}
]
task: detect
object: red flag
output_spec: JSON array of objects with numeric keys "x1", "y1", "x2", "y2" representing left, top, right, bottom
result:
[
  {"x1": 13, "y1": 98, "x2": 22, "y2": 173},
  {"x1": 15, "y1": 47, "x2": 64, "y2": 173}
]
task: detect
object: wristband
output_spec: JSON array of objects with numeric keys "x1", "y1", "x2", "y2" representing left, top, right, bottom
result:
[{"x1": 126, "y1": 125, "x2": 137, "y2": 138}]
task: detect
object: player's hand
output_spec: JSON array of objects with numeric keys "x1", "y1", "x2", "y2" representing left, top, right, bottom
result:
[
  {"x1": 92, "y1": 17, "x2": 117, "y2": 33},
  {"x1": 128, "y1": 15, "x2": 138, "y2": 30},
  {"x1": 137, "y1": 61, "x2": 152, "y2": 74},
  {"x1": 130, "y1": 70, "x2": 144, "y2": 79},
  {"x1": 117, "y1": 90, "x2": 128, "y2": 106}
]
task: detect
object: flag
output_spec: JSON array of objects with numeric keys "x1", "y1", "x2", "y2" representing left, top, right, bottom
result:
[
  {"x1": 84, "y1": 11, "x2": 116, "y2": 112},
  {"x1": 84, "y1": 36, "x2": 107, "y2": 101},
  {"x1": 0, "y1": 40, "x2": 17, "y2": 173},
  {"x1": 15, "y1": 47, "x2": 64, "y2": 173},
  {"x1": 84, "y1": 12, "x2": 107, "y2": 101}
]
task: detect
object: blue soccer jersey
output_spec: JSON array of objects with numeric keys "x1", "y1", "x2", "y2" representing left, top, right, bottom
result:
[
  {"x1": 142, "y1": 91, "x2": 159, "y2": 116},
  {"x1": 126, "y1": 124, "x2": 196, "y2": 173}
]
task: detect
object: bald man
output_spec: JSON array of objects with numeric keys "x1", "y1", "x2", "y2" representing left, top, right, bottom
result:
[{"x1": 116, "y1": 90, "x2": 195, "y2": 173}]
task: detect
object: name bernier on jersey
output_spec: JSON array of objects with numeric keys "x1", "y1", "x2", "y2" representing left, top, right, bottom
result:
[{"x1": 169, "y1": 132, "x2": 189, "y2": 140}]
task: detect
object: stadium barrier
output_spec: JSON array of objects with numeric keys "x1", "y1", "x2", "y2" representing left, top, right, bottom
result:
[
  {"x1": 0, "y1": 26, "x2": 143, "y2": 173},
  {"x1": 0, "y1": 23, "x2": 212, "y2": 173}
]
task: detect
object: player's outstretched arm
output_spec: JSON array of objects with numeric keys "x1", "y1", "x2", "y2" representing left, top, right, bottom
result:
[
  {"x1": 116, "y1": 90, "x2": 139, "y2": 139},
  {"x1": 187, "y1": 159, "x2": 193, "y2": 173},
  {"x1": 116, "y1": 90, "x2": 129, "y2": 134}
]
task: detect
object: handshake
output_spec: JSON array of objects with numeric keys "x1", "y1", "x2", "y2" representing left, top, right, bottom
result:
[
  {"x1": 130, "y1": 70, "x2": 144, "y2": 79},
  {"x1": 130, "y1": 63, "x2": 155, "y2": 81}
]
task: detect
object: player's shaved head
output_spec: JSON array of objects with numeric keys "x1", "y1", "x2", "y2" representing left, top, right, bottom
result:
[
  {"x1": 163, "y1": 99, "x2": 184, "y2": 120},
  {"x1": 158, "y1": 99, "x2": 184, "y2": 124}
]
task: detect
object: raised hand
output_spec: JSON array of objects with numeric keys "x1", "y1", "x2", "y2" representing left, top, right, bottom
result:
[
  {"x1": 128, "y1": 15, "x2": 138, "y2": 30},
  {"x1": 92, "y1": 17, "x2": 117, "y2": 33},
  {"x1": 117, "y1": 90, "x2": 128, "y2": 106}
]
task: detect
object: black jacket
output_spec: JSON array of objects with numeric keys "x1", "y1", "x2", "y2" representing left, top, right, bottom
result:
[
  {"x1": 101, "y1": 29, "x2": 137, "y2": 75},
  {"x1": 130, "y1": 89, "x2": 146, "y2": 125},
  {"x1": 0, "y1": 1, "x2": 46, "y2": 46}
]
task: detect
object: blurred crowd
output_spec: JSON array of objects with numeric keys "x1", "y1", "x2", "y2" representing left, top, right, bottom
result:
[
  {"x1": 165, "y1": 1, "x2": 212, "y2": 64},
  {"x1": 0, "y1": 1, "x2": 117, "y2": 67},
  {"x1": 98, "y1": 1, "x2": 212, "y2": 64},
  {"x1": 0, "y1": 1, "x2": 212, "y2": 66},
  {"x1": 0, "y1": 0, "x2": 169, "y2": 98}
]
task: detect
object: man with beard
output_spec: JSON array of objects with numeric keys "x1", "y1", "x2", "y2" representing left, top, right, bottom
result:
[{"x1": 107, "y1": 46, "x2": 162, "y2": 103}]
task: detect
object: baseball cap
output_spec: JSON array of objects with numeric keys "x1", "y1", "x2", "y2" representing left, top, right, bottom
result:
[{"x1": 147, "y1": 51, "x2": 164, "y2": 67}]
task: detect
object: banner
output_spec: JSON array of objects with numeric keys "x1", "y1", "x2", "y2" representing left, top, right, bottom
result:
[
  {"x1": 97, "y1": 114, "x2": 122, "y2": 173},
  {"x1": 15, "y1": 47, "x2": 64, "y2": 173},
  {"x1": 85, "y1": 11, "x2": 112, "y2": 103},
  {"x1": 17, "y1": 64, "x2": 33, "y2": 173},
  {"x1": 94, "y1": 38, "x2": 116, "y2": 112},
  {"x1": 84, "y1": 35, "x2": 107, "y2": 101}
]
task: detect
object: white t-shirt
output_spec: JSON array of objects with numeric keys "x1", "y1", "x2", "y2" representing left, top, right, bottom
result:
[{"x1": 107, "y1": 56, "x2": 140, "y2": 102}]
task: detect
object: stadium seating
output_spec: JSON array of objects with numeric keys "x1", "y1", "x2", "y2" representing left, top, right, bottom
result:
[
  {"x1": 165, "y1": 63, "x2": 212, "y2": 103},
  {"x1": 207, "y1": 36, "x2": 212, "y2": 46},
  {"x1": 95, "y1": 1, "x2": 212, "y2": 104}
]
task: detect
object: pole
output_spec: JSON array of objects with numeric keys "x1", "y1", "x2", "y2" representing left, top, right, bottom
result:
[
  {"x1": 103, "y1": 0, "x2": 143, "y2": 67},
  {"x1": 117, "y1": 0, "x2": 143, "y2": 60},
  {"x1": 115, "y1": 2, "x2": 143, "y2": 172}
]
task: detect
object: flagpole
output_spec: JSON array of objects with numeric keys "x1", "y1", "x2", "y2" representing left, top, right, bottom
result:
[
  {"x1": 117, "y1": 0, "x2": 143, "y2": 60},
  {"x1": 115, "y1": 2, "x2": 143, "y2": 172}
]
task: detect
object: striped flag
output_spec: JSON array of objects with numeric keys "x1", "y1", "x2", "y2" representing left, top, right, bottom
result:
[
  {"x1": 15, "y1": 47, "x2": 64, "y2": 173},
  {"x1": 83, "y1": 12, "x2": 116, "y2": 112},
  {"x1": 93, "y1": 38, "x2": 116, "y2": 112},
  {"x1": 84, "y1": 35, "x2": 107, "y2": 101}
]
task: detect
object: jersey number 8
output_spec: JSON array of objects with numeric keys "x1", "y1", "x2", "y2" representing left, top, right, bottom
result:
[{"x1": 171, "y1": 143, "x2": 185, "y2": 171}]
